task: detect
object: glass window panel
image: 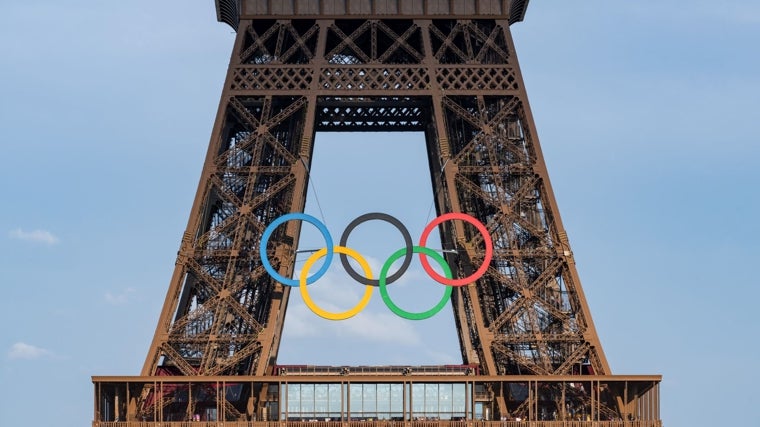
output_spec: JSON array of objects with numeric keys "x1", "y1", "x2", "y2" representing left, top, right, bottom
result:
[
  {"x1": 314, "y1": 384, "x2": 329, "y2": 415},
  {"x1": 301, "y1": 384, "x2": 315, "y2": 415},
  {"x1": 453, "y1": 383, "x2": 466, "y2": 417},
  {"x1": 379, "y1": 385, "x2": 390, "y2": 419},
  {"x1": 363, "y1": 383, "x2": 377, "y2": 414},
  {"x1": 377, "y1": 384, "x2": 390, "y2": 414},
  {"x1": 390, "y1": 384, "x2": 404, "y2": 413},
  {"x1": 350, "y1": 384, "x2": 363, "y2": 414},
  {"x1": 328, "y1": 384, "x2": 342, "y2": 414},
  {"x1": 287, "y1": 384, "x2": 301, "y2": 414},
  {"x1": 425, "y1": 384, "x2": 439, "y2": 414},
  {"x1": 439, "y1": 383, "x2": 453, "y2": 416},
  {"x1": 475, "y1": 402, "x2": 484, "y2": 420},
  {"x1": 412, "y1": 384, "x2": 425, "y2": 417}
]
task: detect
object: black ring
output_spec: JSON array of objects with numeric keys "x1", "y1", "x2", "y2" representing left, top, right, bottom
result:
[{"x1": 339, "y1": 213, "x2": 413, "y2": 287}]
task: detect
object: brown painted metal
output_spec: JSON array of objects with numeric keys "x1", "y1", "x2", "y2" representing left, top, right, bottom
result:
[
  {"x1": 104, "y1": 0, "x2": 662, "y2": 424},
  {"x1": 216, "y1": 0, "x2": 530, "y2": 29},
  {"x1": 144, "y1": 10, "x2": 610, "y2": 380}
]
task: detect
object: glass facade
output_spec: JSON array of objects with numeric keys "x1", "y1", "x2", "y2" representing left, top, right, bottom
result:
[
  {"x1": 281, "y1": 383, "x2": 469, "y2": 421},
  {"x1": 286, "y1": 383, "x2": 343, "y2": 420},
  {"x1": 411, "y1": 383, "x2": 467, "y2": 420}
]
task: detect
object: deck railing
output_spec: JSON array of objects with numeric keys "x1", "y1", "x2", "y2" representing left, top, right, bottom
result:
[{"x1": 93, "y1": 421, "x2": 663, "y2": 427}]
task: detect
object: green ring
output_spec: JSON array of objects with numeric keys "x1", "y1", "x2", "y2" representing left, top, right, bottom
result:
[{"x1": 379, "y1": 246, "x2": 453, "y2": 320}]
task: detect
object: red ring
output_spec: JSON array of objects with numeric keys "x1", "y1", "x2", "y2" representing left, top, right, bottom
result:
[{"x1": 418, "y1": 212, "x2": 493, "y2": 287}]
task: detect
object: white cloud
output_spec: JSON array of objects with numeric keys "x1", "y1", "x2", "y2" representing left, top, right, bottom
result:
[
  {"x1": 7, "y1": 342, "x2": 51, "y2": 360},
  {"x1": 8, "y1": 228, "x2": 60, "y2": 245},
  {"x1": 105, "y1": 288, "x2": 136, "y2": 305}
]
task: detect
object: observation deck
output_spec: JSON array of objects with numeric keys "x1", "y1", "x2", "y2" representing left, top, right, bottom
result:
[
  {"x1": 215, "y1": 0, "x2": 531, "y2": 29},
  {"x1": 92, "y1": 370, "x2": 661, "y2": 425}
]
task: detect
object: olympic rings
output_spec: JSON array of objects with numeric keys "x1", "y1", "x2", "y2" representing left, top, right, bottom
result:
[
  {"x1": 418, "y1": 212, "x2": 493, "y2": 287},
  {"x1": 379, "y1": 246, "x2": 453, "y2": 320},
  {"x1": 260, "y1": 213, "x2": 333, "y2": 287},
  {"x1": 300, "y1": 246, "x2": 374, "y2": 320},
  {"x1": 339, "y1": 212, "x2": 413, "y2": 287},
  {"x1": 259, "y1": 211, "x2": 494, "y2": 320}
]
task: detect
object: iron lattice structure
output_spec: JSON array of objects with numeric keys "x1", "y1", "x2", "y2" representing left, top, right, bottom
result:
[{"x1": 93, "y1": 1, "x2": 661, "y2": 424}]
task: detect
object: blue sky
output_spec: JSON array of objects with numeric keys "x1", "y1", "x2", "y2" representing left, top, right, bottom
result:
[{"x1": 1, "y1": 1, "x2": 759, "y2": 426}]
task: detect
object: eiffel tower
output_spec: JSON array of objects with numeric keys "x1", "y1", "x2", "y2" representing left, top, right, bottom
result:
[{"x1": 92, "y1": 1, "x2": 661, "y2": 425}]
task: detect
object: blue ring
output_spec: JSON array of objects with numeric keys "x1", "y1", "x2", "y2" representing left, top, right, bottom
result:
[{"x1": 259, "y1": 213, "x2": 333, "y2": 287}]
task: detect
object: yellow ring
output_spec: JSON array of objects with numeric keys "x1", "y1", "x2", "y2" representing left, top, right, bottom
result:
[{"x1": 299, "y1": 246, "x2": 374, "y2": 320}]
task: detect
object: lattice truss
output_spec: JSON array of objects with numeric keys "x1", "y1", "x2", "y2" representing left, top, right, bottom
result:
[
  {"x1": 231, "y1": 20, "x2": 518, "y2": 93},
  {"x1": 501, "y1": 381, "x2": 622, "y2": 421},
  {"x1": 437, "y1": 94, "x2": 607, "y2": 377},
  {"x1": 143, "y1": 17, "x2": 608, "y2": 388},
  {"x1": 146, "y1": 95, "x2": 310, "y2": 377}
]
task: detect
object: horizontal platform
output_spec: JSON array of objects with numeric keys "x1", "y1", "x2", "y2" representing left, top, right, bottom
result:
[
  {"x1": 93, "y1": 374, "x2": 662, "y2": 383},
  {"x1": 92, "y1": 422, "x2": 663, "y2": 427},
  {"x1": 271, "y1": 365, "x2": 480, "y2": 376},
  {"x1": 215, "y1": 0, "x2": 531, "y2": 29}
]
